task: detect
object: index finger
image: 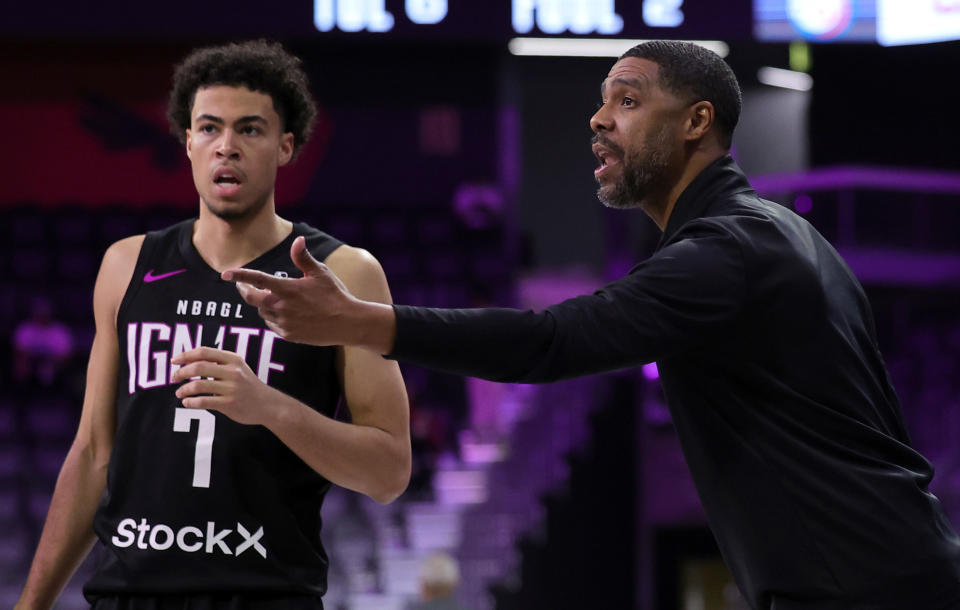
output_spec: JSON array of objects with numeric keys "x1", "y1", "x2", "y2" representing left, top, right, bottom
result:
[
  {"x1": 171, "y1": 346, "x2": 241, "y2": 366},
  {"x1": 235, "y1": 281, "x2": 281, "y2": 310},
  {"x1": 222, "y1": 268, "x2": 292, "y2": 293}
]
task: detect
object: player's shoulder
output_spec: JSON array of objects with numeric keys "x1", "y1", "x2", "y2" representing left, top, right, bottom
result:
[
  {"x1": 324, "y1": 244, "x2": 384, "y2": 278},
  {"x1": 324, "y1": 244, "x2": 392, "y2": 303},
  {"x1": 102, "y1": 234, "x2": 147, "y2": 271},
  {"x1": 94, "y1": 234, "x2": 146, "y2": 318}
]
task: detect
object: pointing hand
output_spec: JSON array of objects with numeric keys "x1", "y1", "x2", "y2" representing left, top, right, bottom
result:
[{"x1": 222, "y1": 236, "x2": 395, "y2": 353}]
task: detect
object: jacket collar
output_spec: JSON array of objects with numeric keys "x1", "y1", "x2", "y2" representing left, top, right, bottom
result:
[{"x1": 657, "y1": 155, "x2": 755, "y2": 250}]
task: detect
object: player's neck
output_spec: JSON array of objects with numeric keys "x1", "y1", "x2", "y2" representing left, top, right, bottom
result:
[{"x1": 193, "y1": 200, "x2": 293, "y2": 272}]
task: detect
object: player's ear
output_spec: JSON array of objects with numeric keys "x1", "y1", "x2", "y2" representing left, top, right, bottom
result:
[
  {"x1": 186, "y1": 129, "x2": 193, "y2": 160},
  {"x1": 278, "y1": 132, "x2": 294, "y2": 167}
]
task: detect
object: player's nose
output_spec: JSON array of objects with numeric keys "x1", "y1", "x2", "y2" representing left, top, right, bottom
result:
[{"x1": 216, "y1": 131, "x2": 240, "y2": 159}]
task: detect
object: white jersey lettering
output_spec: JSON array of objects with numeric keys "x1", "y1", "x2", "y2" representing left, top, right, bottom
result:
[
  {"x1": 230, "y1": 327, "x2": 259, "y2": 361},
  {"x1": 138, "y1": 323, "x2": 170, "y2": 389},
  {"x1": 135, "y1": 518, "x2": 151, "y2": 549},
  {"x1": 127, "y1": 324, "x2": 284, "y2": 394},
  {"x1": 149, "y1": 524, "x2": 175, "y2": 550},
  {"x1": 127, "y1": 323, "x2": 138, "y2": 394},
  {"x1": 235, "y1": 523, "x2": 267, "y2": 558},
  {"x1": 112, "y1": 517, "x2": 137, "y2": 548},
  {"x1": 257, "y1": 330, "x2": 285, "y2": 384},
  {"x1": 206, "y1": 521, "x2": 233, "y2": 555},
  {"x1": 177, "y1": 525, "x2": 203, "y2": 553},
  {"x1": 110, "y1": 518, "x2": 265, "y2": 557},
  {"x1": 170, "y1": 323, "x2": 202, "y2": 378}
]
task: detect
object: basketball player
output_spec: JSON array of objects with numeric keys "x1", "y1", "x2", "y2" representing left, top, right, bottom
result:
[
  {"x1": 16, "y1": 40, "x2": 410, "y2": 609},
  {"x1": 224, "y1": 42, "x2": 960, "y2": 609}
]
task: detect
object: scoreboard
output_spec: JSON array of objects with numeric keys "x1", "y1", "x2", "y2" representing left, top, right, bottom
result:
[
  {"x1": 7, "y1": 0, "x2": 954, "y2": 45},
  {"x1": 311, "y1": 0, "x2": 751, "y2": 39},
  {"x1": 3, "y1": 0, "x2": 752, "y2": 41}
]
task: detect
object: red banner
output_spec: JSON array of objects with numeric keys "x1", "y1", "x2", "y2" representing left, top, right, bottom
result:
[{"x1": 2, "y1": 98, "x2": 330, "y2": 209}]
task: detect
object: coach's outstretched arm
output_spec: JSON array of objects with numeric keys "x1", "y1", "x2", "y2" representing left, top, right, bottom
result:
[
  {"x1": 225, "y1": 225, "x2": 745, "y2": 384},
  {"x1": 17, "y1": 236, "x2": 143, "y2": 610}
]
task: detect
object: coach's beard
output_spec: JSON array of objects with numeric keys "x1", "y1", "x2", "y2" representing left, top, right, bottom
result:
[{"x1": 596, "y1": 127, "x2": 672, "y2": 211}]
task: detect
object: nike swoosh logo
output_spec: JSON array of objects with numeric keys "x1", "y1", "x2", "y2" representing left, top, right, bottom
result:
[{"x1": 144, "y1": 268, "x2": 187, "y2": 283}]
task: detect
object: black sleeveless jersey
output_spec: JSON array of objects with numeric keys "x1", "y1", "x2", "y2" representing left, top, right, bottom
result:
[{"x1": 85, "y1": 219, "x2": 344, "y2": 598}]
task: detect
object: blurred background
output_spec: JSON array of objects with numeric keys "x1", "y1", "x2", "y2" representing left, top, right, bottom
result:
[{"x1": 2, "y1": 1, "x2": 959, "y2": 608}]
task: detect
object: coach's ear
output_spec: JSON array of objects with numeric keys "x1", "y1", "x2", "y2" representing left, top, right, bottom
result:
[
  {"x1": 278, "y1": 132, "x2": 294, "y2": 167},
  {"x1": 686, "y1": 101, "x2": 714, "y2": 142}
]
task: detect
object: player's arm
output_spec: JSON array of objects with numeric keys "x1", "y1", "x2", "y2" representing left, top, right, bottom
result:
[
  {"x1": 172, "y1": 245, "x2": 411, "y2": 504},
  {"x1": 16, "y1": 235, "x2": 143, "y2": 610},
  {"x1": 300, "y1": 245, "x2": 411, "y2": 503}
]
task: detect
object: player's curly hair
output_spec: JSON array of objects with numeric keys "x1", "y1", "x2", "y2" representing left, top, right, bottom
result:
[
  {"x1": 167, "y1": 39, "x2": 316, "y2": 158},
  {"x1": 621, "y1": 41, "x2": 741, "y2": 149}
]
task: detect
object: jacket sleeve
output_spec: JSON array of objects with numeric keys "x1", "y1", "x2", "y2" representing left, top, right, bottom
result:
[{"x1": 387, "y1": 221, "x2": 746, "y2": 383}]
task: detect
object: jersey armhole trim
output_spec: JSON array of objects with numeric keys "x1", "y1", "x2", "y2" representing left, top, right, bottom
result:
[{"x1": 115, "y1": 233, "x2": 158, "y2": 330}]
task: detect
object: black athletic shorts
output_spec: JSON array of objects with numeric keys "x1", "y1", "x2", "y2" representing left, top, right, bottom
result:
[{"x1": 88, "y1": 594, "x2": 324, "y2": 610}]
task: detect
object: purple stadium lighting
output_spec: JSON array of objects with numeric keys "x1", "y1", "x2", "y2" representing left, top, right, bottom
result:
[
  {"x1": 642, "y1": 362, "x2": 659, "y2": 380},
  {"x1": 750, "y1": 166, "x2": 960, "y2": 195},
  {"x1": 794, "y1": 193, "x2": 813, "y2": 214}
]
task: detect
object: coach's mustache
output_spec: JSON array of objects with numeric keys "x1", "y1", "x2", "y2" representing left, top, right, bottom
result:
[{"x1": 591, "y1": 133, "x2": 625, "y2": 158}]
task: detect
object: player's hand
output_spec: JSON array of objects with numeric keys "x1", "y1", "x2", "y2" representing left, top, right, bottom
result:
[
  {"x1": 221, "y1": 235, "x2": 358, "y2": 347},
  {"x1": 171, "y1": 347, "x2": 288, "y2": 427}
]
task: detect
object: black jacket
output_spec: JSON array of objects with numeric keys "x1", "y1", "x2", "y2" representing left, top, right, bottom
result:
[{"x1": 389, "y1": 156, "x2": 960, "y2": 609}]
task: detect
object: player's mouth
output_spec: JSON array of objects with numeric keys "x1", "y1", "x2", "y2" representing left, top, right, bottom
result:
[
  {"x1": 212, "y1": 166, "x2": 245, "y2": 197},
  {"x1": 592, "y1": 142, "x2": 621, "y2": 180}
]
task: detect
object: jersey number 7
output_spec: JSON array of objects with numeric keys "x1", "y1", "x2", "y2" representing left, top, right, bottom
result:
[{"x1": 173, "y1": 408, "x2": 216, "y2": 488}]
